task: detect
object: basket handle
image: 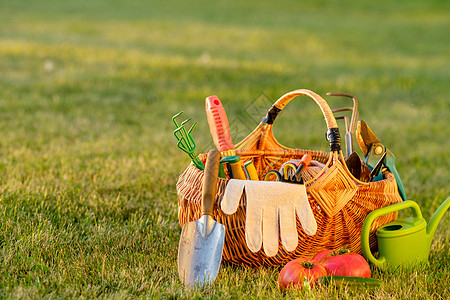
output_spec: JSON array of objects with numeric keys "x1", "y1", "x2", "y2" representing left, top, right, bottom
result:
[{"x1": 261, "y1": 89, "x2": 341, "y2": 152}]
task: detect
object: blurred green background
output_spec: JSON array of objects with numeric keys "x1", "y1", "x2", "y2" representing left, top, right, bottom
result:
[{"x1": 0, "y1": 0, "x2": 448, "y2": 298}]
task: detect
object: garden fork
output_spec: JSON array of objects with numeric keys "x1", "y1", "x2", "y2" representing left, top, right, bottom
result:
[{"x1": 172, "y1": 111, "x2": 205, "y2": 170}]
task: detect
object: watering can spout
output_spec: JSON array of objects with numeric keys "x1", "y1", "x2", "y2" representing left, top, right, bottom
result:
[{"x1": 426, "y1": 197, "x2": 450, "y2": 247}]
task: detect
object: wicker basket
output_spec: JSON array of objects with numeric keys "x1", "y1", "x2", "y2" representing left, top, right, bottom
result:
[{"x1": 177, "y1": 89, "x2": 402, "y2": 267}]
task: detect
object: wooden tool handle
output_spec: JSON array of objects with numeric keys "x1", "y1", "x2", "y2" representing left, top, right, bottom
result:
[{"x1": 202, "y1": 149, "x2": 221, "y2": 216}]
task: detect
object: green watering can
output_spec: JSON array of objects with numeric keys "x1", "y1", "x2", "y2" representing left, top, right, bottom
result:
[{"x1": 361, "y1": 197, "x2": 450, "y2": 270}]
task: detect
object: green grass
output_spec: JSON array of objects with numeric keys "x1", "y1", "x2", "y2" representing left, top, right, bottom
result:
[{"x1": 0, "y1": 0, "x2": 449, "y2": 298}]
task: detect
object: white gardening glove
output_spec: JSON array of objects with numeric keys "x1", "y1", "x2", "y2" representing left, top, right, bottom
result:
[{"x1": 221, "y1": 179, "x2": 317, "y2": 257}]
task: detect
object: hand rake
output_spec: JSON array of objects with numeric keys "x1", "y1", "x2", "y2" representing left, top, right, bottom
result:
[{"x1": 172, "y1": 111, "x2": 205, "y2": 170}]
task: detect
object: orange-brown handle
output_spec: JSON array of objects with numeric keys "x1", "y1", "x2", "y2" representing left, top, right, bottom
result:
[
  {"x1": 261, "y1": 89, "x2": 341, "y2": 152},
  {"x1": 293, "y1": 154, "x2": 312, "y2": 179},
  {"x1": 298, "y1": 154, "x2": 312, "y2": 169},
  {"x1": 202, "y1": 149, "x2": 221, "y2": 216}
]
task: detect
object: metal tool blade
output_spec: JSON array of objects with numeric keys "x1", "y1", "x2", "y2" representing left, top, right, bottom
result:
[
  {"x1": 369, "y1": 151, "x2": 387, "y2": 181},
  {"x1": 177, "y1": 149, "x2": 225, "y2": 288},
  {"x1": 356, "y1": 120, "x2": 381, "y2": 157},
  {"x1": 177, "y1": 215, "x2": 225, "y2": 288},
  {"x1": 345, "y1": 151, "x2": 362, "y2": 180}
]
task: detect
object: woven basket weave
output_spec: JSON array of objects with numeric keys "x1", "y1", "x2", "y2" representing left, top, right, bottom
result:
[{"x1": 177, "y1": 89, "x2": 402, "y2": 267}]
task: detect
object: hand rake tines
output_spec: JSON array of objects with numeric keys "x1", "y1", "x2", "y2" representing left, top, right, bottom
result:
[{"x1": 172, "y1": 111, "x2": 205, "y2": 170}]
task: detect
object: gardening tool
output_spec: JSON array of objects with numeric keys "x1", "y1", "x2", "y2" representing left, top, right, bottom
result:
[
  {"x1": 369, "y1": 151, "x2": 386, "y2": 182},
  {"x1": 361, "y1": 197, "x2": 450, "y2": 270},
  {"x1": 205, "y1": 95, "x2": 236, "y2": 157},
  {"x1": 335, "y1": 115, "x2": 352, "y2": 158},
  {"x1": 281, "y1": 162, "x2": 298, "y2": 182},
  {"x1": 220, "y1": 155, "x2": 246, "y2": 180},
  {"x1": 205, "y1": 95, "x2": 238, "y2": 179},
  {"x1": 177, "y1": 149, "x2": 225, "y2": 287},
  {"x1": 328, "y1": 96, "x2": 369, "y2": 180},
  {"x1": 292, "y1": 154, "x2": 312, "y2": 182},
  {"x1": 356, "y1": 120, "x2": 406, "y2": 200},
  {"x1": 327, "y1": 92, "x2": 359, "y2": 158},
  {"x1": 263, "y1": 170, "x2": 282, "y2": 181},
  {"x1": 333, "y1": 113, "x2": 367, "y2": 179},
  {"x1": 264, "y1": 155, "x2": 312, "y2": 184},
  {"x1": 345, "y1": 151, "x2": 362, "y2": 180},
  {"x1": 172, "y1": 111, "x2": 204, "y2": 170},
  {"x1": 244, "y1": 160, "x2": 259, "y2": 180}
]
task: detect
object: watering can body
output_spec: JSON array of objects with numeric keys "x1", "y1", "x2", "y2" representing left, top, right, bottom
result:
[
  {"x1": 361, "y1": 198, "x2": 450, "y2": 270},
  {"x1": 375, "y1": 216, "x2": 429, "y2": 267}
]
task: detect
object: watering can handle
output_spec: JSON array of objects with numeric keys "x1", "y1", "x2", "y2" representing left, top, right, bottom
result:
[{"x1": 361, "y1": 200, "x2": 422, "y2": 268}]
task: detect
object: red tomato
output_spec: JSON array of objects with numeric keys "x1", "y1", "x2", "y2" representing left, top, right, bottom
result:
[
  {"x1": 312, "y1": 249, "x2": 333, "y2": 262},
  {"x1": 278, "y1": 258, "x2": 327, "y2": 291},
  {"x1": 313, "y1": 247, "x2": 371, "y2": 278}
]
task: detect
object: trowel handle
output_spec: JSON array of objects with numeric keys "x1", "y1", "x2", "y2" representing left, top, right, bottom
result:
[
  {"x1": 202, "y1": 149, "x2": 221, "y2": 216},
  {"x1": 361, "y1": 200, "x2": 422, "y2": 268}
]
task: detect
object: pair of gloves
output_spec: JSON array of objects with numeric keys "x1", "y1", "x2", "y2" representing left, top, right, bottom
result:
[{"x1": 221, "y1": 179, "x2": 317, "y2": 257}]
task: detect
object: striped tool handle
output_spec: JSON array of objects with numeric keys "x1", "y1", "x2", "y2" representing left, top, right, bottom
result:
[{"x1": 205, "y1": 95, "x2": 235, "y2": 157}]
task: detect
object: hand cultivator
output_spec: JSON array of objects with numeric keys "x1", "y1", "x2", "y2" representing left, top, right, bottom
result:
[{"x1": 172, "y1": 111, "x2": 204, "y2": 170}]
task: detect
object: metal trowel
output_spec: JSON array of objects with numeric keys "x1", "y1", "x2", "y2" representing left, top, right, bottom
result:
[{"x1": 177, "y1": 149, "x2": 225, "y2": 288}]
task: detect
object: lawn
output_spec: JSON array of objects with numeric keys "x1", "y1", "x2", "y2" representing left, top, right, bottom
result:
[{"x1": 0, "y1": 0, "x2": 449, "y2": 298}]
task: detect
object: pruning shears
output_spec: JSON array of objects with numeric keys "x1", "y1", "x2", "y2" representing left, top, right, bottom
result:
[
  {"x1": 356, "y1": 120, "x2": 406, "y2": 201},
  {"x1": 263, "y1": 170, "x2": 282, "y2": 182},
  {"x1": 262, "y1": 155, "x2": 311, "y2": 184}
]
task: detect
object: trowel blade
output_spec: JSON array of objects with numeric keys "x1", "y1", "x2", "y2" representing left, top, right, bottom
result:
[{"x1": 177, "y1": 215, "x2": 225, "y2": 288}]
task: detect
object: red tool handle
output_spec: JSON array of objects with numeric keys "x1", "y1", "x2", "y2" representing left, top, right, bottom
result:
[{"x1": 205, "y1": 96, "x2": 234, "y2": 153}]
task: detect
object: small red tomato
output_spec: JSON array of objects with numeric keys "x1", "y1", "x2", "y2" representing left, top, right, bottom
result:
[
  {"x1": 314, "y1": 247, "x2": 371, "y2": 278},
  {"x1": 278, "y1": 258, "x2": 327, "y2": 291}
]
